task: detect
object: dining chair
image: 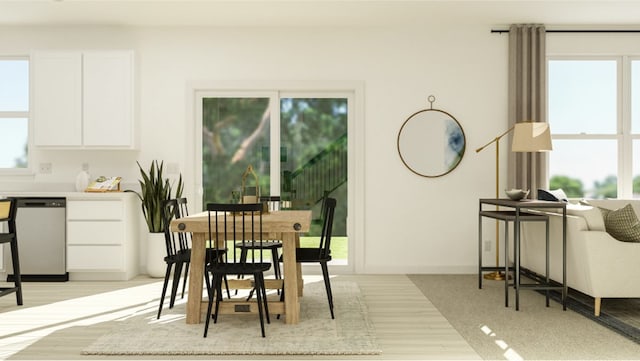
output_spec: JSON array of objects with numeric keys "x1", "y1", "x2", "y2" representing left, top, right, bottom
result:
[
  {"x1": 281, "y1": 197, "x2": 337, "y2": 319},
  {"x1": 0, "y1": 197, "x2": 23, "y2": 306},
  {"x1": 175, "y1": 197, "x2": 191, "y2": 299},
  {"x1": 204, "y1": 202, "x2": 271, "y2": 338},
  {"x1": 235, "y1": 196, "x2": 283, "y2": 285},
  {"x1": 174, "y1": 197, "x2": 230, "y2": 302},
  {"x1": 157, "y1": 199, "x2": 190, "y2": 319}
]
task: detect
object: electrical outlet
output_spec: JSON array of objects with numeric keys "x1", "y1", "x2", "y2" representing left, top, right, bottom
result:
[
  {"x1": 82, "y1": 163, "x2": 89, "y2": 171},
  {"x1": 484, "y1": 240, "x2": 492, "y2": 252},
  {"x1": 39, "y1": 162, "x2": 52, "y2": 174}
]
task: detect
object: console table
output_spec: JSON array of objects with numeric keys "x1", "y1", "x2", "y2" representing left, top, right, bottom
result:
[{"x1": 478, "y1": 198, "x2": 567, "y2": 311}]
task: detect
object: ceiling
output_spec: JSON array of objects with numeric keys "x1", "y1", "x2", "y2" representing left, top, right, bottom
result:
[{"x1": 1, "y1": 0, "x2": 640, "y2": 27}]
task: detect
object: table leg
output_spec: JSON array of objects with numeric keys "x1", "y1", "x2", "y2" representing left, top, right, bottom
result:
[
  {"x1": 504, "y1": 221, "x2": 509, "y2": 307},
  {"x1": 478, "y1": 209, "x2": 483, "y2": 289},
  {"x1": 515, "y1": 213, "x2": 520, "y2": 311},
  {"x1": 186, "y1": 232, "x2": 205, "y2": 324},
  {"x1": 563, "y1": 207, "x2": 568, "y2": 310},
  {"x1": 282, "y1": 232, "x2": 300, "y2": 324},
  {"x1": 545, "y1": 218, "x2": 550, "y2": 307}
]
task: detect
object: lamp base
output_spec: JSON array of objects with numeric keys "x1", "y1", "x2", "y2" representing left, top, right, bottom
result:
[{"x1": 483, "y1": 271, "x2": 511, "y2": 281}]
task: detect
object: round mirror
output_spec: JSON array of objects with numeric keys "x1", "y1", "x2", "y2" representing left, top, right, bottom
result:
[{"x1": 397, "y1": 107, "x2": 466, "y2": 178}]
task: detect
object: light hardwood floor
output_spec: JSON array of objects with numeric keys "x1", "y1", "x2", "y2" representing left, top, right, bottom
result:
[{"x1": 0, "y1": 274, "x2": 480, "y2": 360}]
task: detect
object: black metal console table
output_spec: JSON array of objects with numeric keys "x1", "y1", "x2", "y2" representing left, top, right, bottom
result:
[{"x1": 478, "y1": 198, "x2": 567, "y2": 311}]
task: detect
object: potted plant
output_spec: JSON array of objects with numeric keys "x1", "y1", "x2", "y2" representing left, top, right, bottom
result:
[{"x1": 130, "y1": 160, "x2": 183, "y2": 277}]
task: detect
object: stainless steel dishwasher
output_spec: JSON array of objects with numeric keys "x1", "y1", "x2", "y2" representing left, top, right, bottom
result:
[{"x1": 5, "y1": 197, "x2": 68, "y2": 282}]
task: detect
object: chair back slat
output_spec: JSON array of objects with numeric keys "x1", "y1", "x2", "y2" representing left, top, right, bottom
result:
[
  {"x1": 0, "y1": 198, "x2": 17, "y2": 236},
  {"x1": 175, "y1": 198, "x2": 191, "y2": 252},
  {"x1": 0, "y1": 200, "x2": 11, "y2": 221},
  {"x1": 318, "y1": 197, "x2": 336, "y2": 259},
  {"x1": 0, "y1": 198, "x2": 17, "y2": 229},
  {"x1": 206, "y1": 202, "x2": 263, "y2": 268},
  {"x1": 162, "y1": 199, "x2": 181, "y2": 258}
]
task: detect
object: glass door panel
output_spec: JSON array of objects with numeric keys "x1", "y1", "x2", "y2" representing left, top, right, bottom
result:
[
  {"x1": 280, "y1": 97, "x2": 348, "y2": 262},
  {"x1": 201, "y1": 97, "x2": 271, "y2": 204}
]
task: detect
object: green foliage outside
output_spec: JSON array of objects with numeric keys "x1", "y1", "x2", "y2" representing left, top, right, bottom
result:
[
  {"x1": 548, "y1": 174, "x2": 640, "y2": 199},
  {"x1": 201, "y1": 97, "x2": 348, "y2": 238},
  {"x1": 634, "y1": 176, "x2": 640, "y2": 194},
  {"x1": 593, "y1": 175, "x2": 618, "y2": 199},
  {"x1": 202, "y1": 97, "x2": 271, "y2": 205},
  {"x1": 300, "y1": 236, "x2": 348, "y2": 260},
  {"x1": 549, "y1": 175, "x2": 584, "y2": 198}
]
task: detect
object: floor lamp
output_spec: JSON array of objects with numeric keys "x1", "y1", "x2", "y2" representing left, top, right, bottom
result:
[{"x1": 476, "y1": 121, "x2": 552, "y2": 280}]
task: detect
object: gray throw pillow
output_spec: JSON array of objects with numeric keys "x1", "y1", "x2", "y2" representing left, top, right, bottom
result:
[{"x1": 599, "y1": 204, "x2": 640, "y2": 242}]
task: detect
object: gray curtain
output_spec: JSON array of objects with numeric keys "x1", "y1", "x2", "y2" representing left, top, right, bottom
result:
[{"x1": 507, "y1": 24, "x2": 548, "y2": 197}]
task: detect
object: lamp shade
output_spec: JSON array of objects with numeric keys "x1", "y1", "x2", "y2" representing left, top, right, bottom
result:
[{"x1": 511, "y1": 122, "x2": 552, "y2": 152}]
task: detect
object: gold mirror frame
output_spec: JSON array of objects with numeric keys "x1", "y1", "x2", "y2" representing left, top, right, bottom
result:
[{"x1": 397, "y1": 96, "x2": 466, "y2": 178}]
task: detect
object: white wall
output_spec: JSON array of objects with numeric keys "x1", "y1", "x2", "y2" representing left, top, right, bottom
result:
[{"x1": 0, "y1": 19, "x2": 511, "y2": 274}]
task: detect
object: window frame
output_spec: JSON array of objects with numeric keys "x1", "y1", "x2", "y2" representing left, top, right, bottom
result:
[
  {"x1": 0, "y1": 55, "x2": 31, "y2": 175},
  {"x1": 547, "y1": 55, "x2": 640, "y2": 198}
]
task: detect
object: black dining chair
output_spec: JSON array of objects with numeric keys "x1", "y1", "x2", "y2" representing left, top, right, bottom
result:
[
  {"x1": 204, "y1": 202, "x2": 272, "y2": 338},
  {"x1": 280, "y1": 197, "x2": 337, "y2": 319},
  {"x1": 0, "y1": 197, "x2": 22, "y2": 306},
  {"x1": 157, "y1": 199, "x2": 190, "y2": 319},
  {"x1": 175, "y1": 197, "x2": 191, "y2": 299},
  {"x1": 235, "y1": 196, "x2": 283, "y2": 287}
]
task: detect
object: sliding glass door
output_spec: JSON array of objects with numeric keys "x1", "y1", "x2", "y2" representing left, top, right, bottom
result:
[{"x1": 198, "y1": 91, "x2": 349, "y2": 263}]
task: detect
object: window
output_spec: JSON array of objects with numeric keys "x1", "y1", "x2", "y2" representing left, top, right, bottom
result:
[
  {"x1": 548, "y1": 57, "x2": 640, "y2": 198},
  {"x1": 0, "y1": 58, "x2": 29, "y2": 170}
]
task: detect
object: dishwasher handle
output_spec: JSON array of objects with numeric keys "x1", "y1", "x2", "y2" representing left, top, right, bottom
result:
[{"x1": 16, "y1": 198, "x2": 66, "y2": 208}]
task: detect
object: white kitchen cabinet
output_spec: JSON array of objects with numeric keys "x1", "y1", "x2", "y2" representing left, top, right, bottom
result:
[
  {"x1": 82, "y1": 51, "x2": 134, "y2": 147},
  {"x1": 32, "y1": 51, "x2": 83, "y2": 146},
  {"x1": 66, "y1": 193, "x2": 139, "y2": 280},
  {"x1": 32, "y1": 50, "x2": 135, "y2": 149}
]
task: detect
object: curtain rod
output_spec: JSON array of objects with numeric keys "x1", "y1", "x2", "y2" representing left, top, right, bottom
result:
[{"x1": 491, "y1": 29, "x2": 640, "y2": 34}]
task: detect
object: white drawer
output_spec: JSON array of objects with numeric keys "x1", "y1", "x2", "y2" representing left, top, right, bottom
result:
[
  {"x1": 67, "y1": 200, "x2": 123, "y2": 220},
  {"x1": 67, "y1": 245, "x2": 123, "y2": 270},
  {"x1": 67, "y1": 221, "x2": 124, "y2": 245}
]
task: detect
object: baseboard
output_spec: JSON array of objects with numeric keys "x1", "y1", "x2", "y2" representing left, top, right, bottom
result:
[{"x1": 7, "y1": 273, "x2": 69, "y2": 282}]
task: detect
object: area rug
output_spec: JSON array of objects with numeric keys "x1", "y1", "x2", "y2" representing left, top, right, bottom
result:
[
  {"x1": 82, "y1": 280, "x2": 381, "y2": 356},
  {"x1": 408, "y1": 274, "x2": 640, "y2": 360},
  {"x1": 518, "y1": 268, "x2": 640, "y2": 344},
  {"x1": 545, "y1": 286, "x2": 640, "y2": 344}
]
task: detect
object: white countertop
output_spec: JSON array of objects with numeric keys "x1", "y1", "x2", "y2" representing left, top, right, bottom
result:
[{"x1": 0, "y1": 191, "x2": 139, "y2": 200}]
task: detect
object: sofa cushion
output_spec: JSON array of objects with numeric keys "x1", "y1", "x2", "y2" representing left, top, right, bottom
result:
[
  {"x1": 566, "y1": 203, "x2": 606, "y2": 231},
  {"x1": 599, "y1": 203, "x2": 640, "y2": 242}
]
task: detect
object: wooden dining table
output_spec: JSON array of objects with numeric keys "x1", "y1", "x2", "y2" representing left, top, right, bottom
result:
[{"x1": 170, "y1": 209, "x2": 312, "y2": 324}]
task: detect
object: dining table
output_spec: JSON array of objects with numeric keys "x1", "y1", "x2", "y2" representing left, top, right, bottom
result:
[{"x1": 170, "y1": 209, "x2": 312, "y2": 324}]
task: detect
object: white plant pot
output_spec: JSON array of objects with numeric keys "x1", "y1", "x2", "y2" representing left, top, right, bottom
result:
[{"x1": 146, "y1": 232, "x2": 166, "y2": 278}]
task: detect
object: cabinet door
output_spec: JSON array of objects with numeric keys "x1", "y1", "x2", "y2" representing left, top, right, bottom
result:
[
  {"x1": 82, "y1": 51, "x2": 134, "y2": 147},
  {"x1": 32, "y1": 51, "x2": 82, "y2": 146}
]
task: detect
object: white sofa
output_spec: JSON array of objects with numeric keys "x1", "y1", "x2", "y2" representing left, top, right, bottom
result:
[{"x1": 518, "y1": 199, "x2": 640, "y2": 316}]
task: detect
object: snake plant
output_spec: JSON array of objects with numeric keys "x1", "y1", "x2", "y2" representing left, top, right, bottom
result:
[{"x1": 130, "y1": 160, "x2": 183, "y2": 233}]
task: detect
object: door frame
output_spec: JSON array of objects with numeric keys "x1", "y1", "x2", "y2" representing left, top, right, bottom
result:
[{"x1": 186, "y1": 80, "x2": 365, "y2": 273}]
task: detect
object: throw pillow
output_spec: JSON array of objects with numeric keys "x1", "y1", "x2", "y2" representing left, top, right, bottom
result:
[{"x1": 599, "y1": 204, "x2": 640, "y2": 242}]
